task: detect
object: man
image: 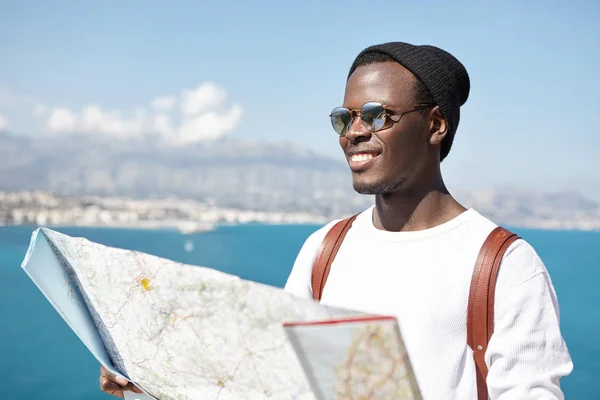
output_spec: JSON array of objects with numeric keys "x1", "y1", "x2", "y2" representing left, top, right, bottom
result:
[
  {"x1": 100, "y1": 42, "x2": 573, "y2": 399},
  {"x1": 284, "y1": 42, "x2": 573, "y2": 399}
]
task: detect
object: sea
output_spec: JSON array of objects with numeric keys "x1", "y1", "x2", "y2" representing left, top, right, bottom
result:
[{"x1": 0, "y1": 223, "x2": 598, "y2": 399}]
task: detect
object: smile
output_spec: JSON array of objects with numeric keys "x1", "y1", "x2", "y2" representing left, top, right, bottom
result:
[
  {"x1": 351, "y1": 153, "x2": 377, "y2": 162},
  {"x1": 347, "y1": 151, "x2": 381, "y2": 171}
]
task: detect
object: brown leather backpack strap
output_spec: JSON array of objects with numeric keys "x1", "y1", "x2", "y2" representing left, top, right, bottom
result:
[
  {"x1": 467, "y1": 226, "x2": 520, "y2": 400},
  {"x1": 311, "y1": 214, "x2": 358, "y2": 301}
]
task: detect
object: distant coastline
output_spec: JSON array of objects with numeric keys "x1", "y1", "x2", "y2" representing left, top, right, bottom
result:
[
  {"x1": 1, "y1": 190, "x2": 599, "y2": 232},
  {"x1": 0, "y1": 191, "x2": 330, "y2": 234}
]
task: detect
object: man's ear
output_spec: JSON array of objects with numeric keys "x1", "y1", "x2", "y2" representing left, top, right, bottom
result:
[{"x1": 428, "y1": 106, "x2": 448, "y2": 146}]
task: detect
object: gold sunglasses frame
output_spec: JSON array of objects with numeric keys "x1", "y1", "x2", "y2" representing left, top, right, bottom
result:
[{"x1": 329, "y1": 102, "x2": 435, "y2": 136}]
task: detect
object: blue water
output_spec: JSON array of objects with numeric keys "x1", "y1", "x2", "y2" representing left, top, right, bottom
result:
[{"x1": 0, "y1": 224, "x2": 598, "y2": 399}]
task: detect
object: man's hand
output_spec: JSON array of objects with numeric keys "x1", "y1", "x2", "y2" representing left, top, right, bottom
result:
[{"x1": 99, "y1": 365, "x2": 144, "y2": 398}]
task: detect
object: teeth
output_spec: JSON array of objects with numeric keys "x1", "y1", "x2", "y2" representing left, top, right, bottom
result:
[{"x1": 351, "y1": 153, "x2": 375, "y2": 162}]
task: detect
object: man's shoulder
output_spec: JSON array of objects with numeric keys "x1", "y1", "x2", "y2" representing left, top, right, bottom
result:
[
  {"x1": 497, "y1": 234, "x2": 550, "y2": 295},
  {"x1": 467, "y1": 208, "x2": 553, "y2": 300}
]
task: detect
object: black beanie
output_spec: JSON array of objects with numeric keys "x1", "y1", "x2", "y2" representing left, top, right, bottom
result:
[{"x1": 348, "y1": 42, "x2": 470, "y2": 154}]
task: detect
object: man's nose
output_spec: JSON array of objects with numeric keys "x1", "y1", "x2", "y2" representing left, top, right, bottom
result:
[{"x1": 344, "y1": 117, "x2": 372, "y2": 142}]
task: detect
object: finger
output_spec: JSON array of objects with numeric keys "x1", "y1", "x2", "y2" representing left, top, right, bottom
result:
[
  {"x1": 101, "y1": 365, "x2": 130, "y2": 387},
  {"x1": 131, "y1": 385, "x2": 144, "y2": 394},
  {"x1": 121, "y1": 382, "x2": 144, "y2": 393},
  {"x1": 100, "y1": 376, "x2": 124, "y2": 398},
  {"x1": 100, "y1": 366, "x2": 143, "y2": 394}
]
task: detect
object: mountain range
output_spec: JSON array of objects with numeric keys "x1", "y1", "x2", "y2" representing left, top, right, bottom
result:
[
  {"x1": 0, "y1": 132, "x2": 370, "y2": 216},
  {"x1": 1, "y1": 132, "x2": 599, "y2": 229}
]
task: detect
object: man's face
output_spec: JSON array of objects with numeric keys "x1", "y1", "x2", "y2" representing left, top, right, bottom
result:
[{"x1": 339, "y1": 62, "x2": 432, "y2": 195}]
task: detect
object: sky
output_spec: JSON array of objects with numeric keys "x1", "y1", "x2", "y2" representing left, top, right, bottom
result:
[{"x1": 1, "y1": 0, "x2": 599, "y2": 199}]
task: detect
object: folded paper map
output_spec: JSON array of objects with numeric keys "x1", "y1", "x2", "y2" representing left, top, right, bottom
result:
[{"x1": 21, "y1": 227, "x2": 422, "y2": 400}]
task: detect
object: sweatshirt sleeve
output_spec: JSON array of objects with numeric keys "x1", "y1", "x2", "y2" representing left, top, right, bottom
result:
[{"x1": 485, "y1": 240, "x2": 574, "y2": 399}]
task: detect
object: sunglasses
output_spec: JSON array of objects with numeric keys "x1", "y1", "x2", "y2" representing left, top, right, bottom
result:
[{"x1": 329, "y1": 102, "x2": 434, "y2": 136}]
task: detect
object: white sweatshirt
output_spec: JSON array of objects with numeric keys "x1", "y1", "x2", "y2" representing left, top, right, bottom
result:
[{"x1": 284, "y1": 206, "x2": 573, "y2": 400}]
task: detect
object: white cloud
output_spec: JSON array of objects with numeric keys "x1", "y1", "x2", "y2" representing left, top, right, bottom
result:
[
  {"x1": 150, "y1": 95, "x2": 176, "y2": 111},
  {"x1": 35, "y1": 81, "x2": 242, "y2": 144},
  {"x1": 181, "y1": 82, "x2": 227, "y2": 116},
  {"x1": 47, "y1": 108, "x2": 78, "y2": 133},
  {"x1": 0, "y1": 114, "x2": 9, "y2": 131},
  {"x1": 153, "y1": 113, "x2": 174, "y2": 137},
  {"x1": 175, "y1": 104, "x2": 243, "y2": 144},
  {"x1": 45, "y1": 105, "x2": 147, "y2": 138},
  {"x1": 81, "y1": 105, "x2": 147, "y2": 138}
]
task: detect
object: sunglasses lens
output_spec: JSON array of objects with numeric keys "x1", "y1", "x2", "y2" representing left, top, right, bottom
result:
[
  {"x1": 330, "y1": 108, "x2": 352, "y2": 135},
  {"x1": 361, "y1": 102, "x2": 387, "y2": 131}
]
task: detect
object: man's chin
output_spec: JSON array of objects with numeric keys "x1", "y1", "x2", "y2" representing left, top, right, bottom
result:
[
  {"x1": 352, "y1": 177, "x2": 400, "y2": 195},
  {"x1": 352, "y1": 180, "x2": 383, "y2": 195}
]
